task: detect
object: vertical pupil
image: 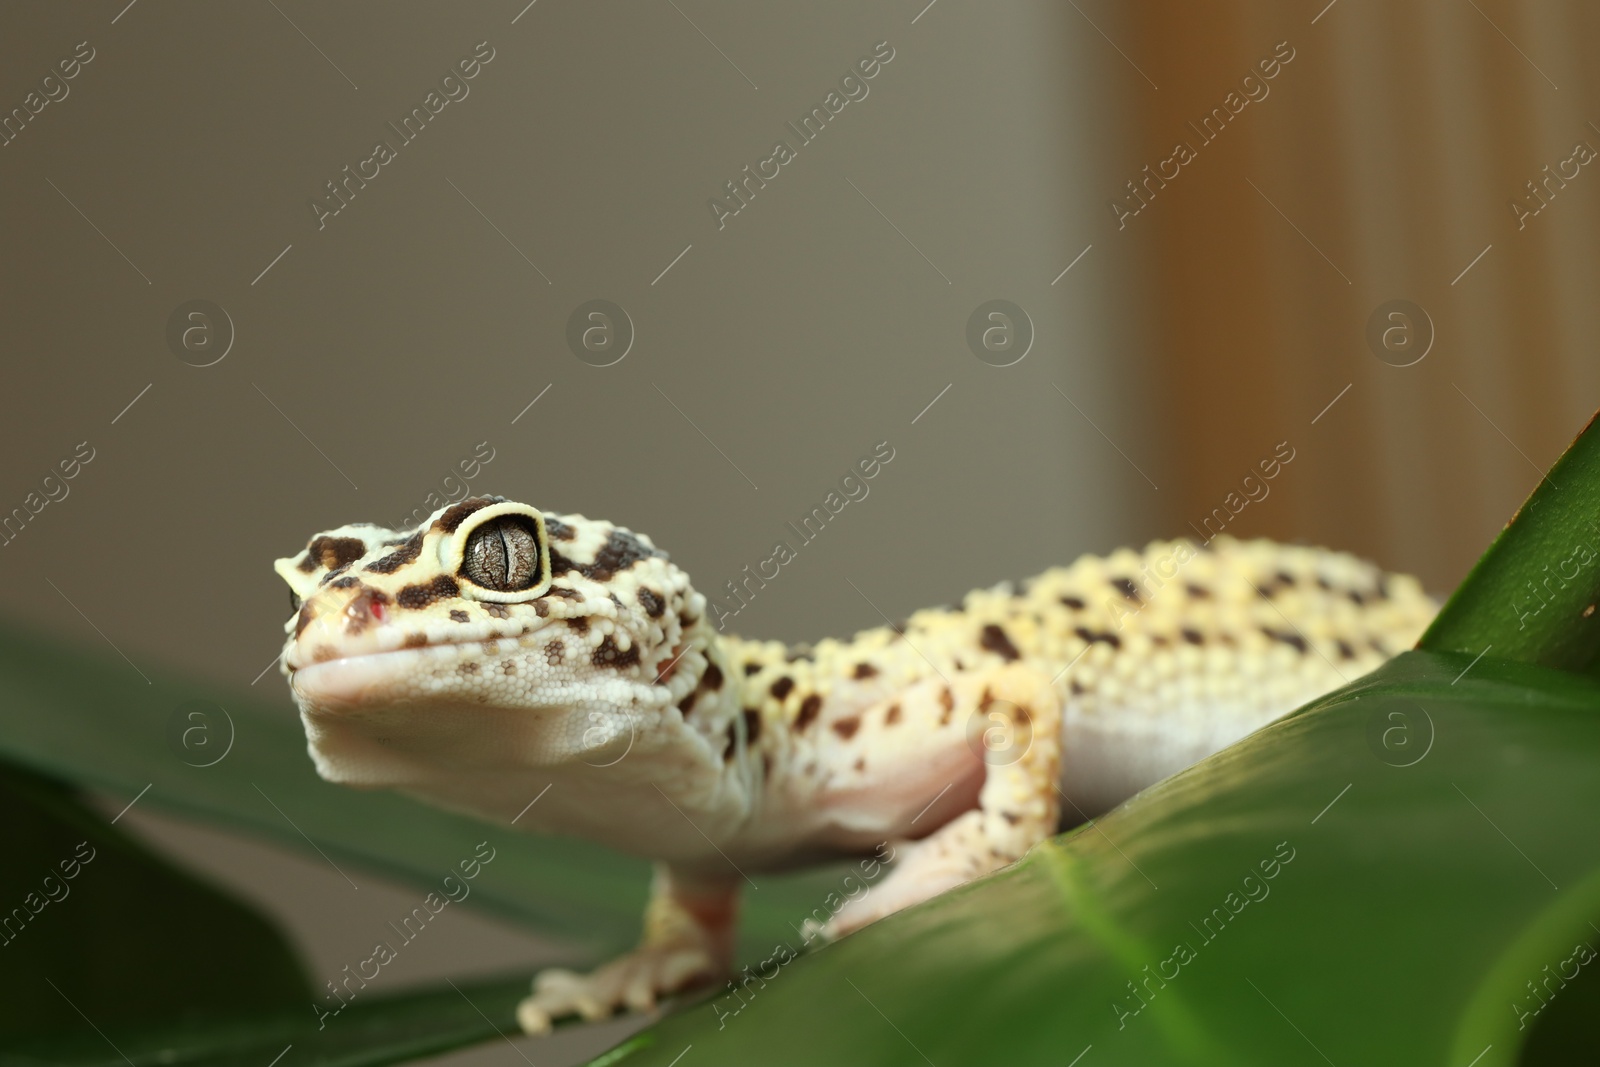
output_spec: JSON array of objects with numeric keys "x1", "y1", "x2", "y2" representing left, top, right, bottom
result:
[{"x1": 465, "y1": 518, "x2": 538, "y2": 590}]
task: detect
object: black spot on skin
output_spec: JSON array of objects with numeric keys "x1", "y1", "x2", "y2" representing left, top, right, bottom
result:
[
  {"x1": 532, "y1": 601, "x2": 549, "y2": 618},
  {"x1": 609, "y1": 593, "x2": 624, "y2": 609},
  {"x1": 743, "y1": 662, "x2": 762, "y2": 676},
  {"x1": 1111, "y1": 578, "x2": 1141, "y2": 602},
  {"x1": 1059, "y1": 596, "x2": 1086, "y2": 610},
  {"x1": 566, "y1": 616, "x2": 589, "y2": 634},
  {"x1": 677, "y1": 692, "x2": 696, "y2": 715},
  {"x1": 1336, "y1": 639, "x2": 1356, "y2": 660},
  {"x1": 1263, "y1": 627, "x2": 1309, "y2": 653},
  {"x1": 1069, "y1": 679, "x2": 1086, "y2": 695},
  {"x1": 703, "y1": 663, "x2": 724, "y2": 690},
  {"x1": 435, "y1": 497, "x2": 500, "y2": 534},
  {"x1": 1074, "y1": 626, "x2": 1122, "y2": 649},
  {"x1": 1181, "y1": 628, "x2": 1204, "y2": 645},
  {"x1": 546, "y1": 586, "x2": 581, "y2": 600},
  {"x1": 980, "y1": 624, "x2": 1021, "y2": 662},
  {"x1": 321, "y1": 563, "x2": 351, "y2": 584},
  {"x1": 546, "y1": 640, "x2": 564, "y2": 665},
  {"x1": 770, "y1": 677, "x2": 795, "y2": 700},
  {"x1": 300, "y1": 536, "x2": 367, "y2": 573},
  {"x1": 638, "y1": 588, "x2": 666, "y2": 618},
  {"x1": 1186, "y1": 584, "x2": 1211, "y2": 599},
  {"x1": 1276, "y1": 571, "x2": 1297, "y2": 588},
  {"x1": 366, "y1": 533, "x2": 424, "y2": 574},
  {"x1": 795, "y1": 695, "x2": 823, "y2": 731},
  {"x1": 329, "y1": 576, "x2": 361, "y2": 590},
  {"x1": 404, "y1": 633, "x2": 428, "y2": 648},
  {"x1": 484, "y1": 603, "x2": 510, "y2": 619},
  {"x1": 396, "y1": 575, "x2": 460, "y2": 609},
  {"x1": 547, "y1": 528, "x2": 657, "y2": 582},
  {"x1": 724, "y1": 722, "x2": 739, "y2": 761},
  {"x1": 853, "y1": 662, "x2": 879, "y2": 680},
  {"x1": 884, "y1": 703, "x2": 902, "y2": 726},
  {"x1": 1348, "y1": 589, "x2": 1367, "y2": 606},
  {"x1": 1256, "y1": 583, "x2": 1277, "y2": 600},
  {"x1": 593, "y1": 634, "x2": 641, "y2": 669},
  {"x1": 742, "y1": 708, "x2": 762, "y2": 744},
  {"x1": 832, "y1": 717, "x2": 861, "y2": 740},
  {"x1": 450, "y1": 610, "x2": 470, "y2": 623},
  {"x1": 545, "y1": 517, "x2": 575, "y2": 541}
]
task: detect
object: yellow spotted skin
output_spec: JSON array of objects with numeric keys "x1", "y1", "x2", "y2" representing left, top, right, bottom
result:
[
  {"x1": 273, "y1": 499, "x2": 1437, "y2": 1033},
  {"x1": 724, "y1": 535, "x2": 1437, "y2": 821}
]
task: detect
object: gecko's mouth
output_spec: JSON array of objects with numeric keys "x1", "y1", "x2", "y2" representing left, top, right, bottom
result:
[{"x1": 287, "y1": 634, "x2": 534, "y2": 710}]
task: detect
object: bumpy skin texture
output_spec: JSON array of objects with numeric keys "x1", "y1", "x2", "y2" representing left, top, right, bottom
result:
[{"x1": 276, "y1": 496, "x2": 1438, "y2": 1032}]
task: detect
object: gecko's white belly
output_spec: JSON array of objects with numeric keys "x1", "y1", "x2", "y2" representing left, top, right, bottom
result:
[{"x1": 1056, "y1": 696, "x2": 1289, "y2": 819}]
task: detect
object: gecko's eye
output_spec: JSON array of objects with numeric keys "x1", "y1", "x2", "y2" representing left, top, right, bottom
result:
[
  {"x1": 445, "y1": 502, "x2": 553, "y2": 602},
  {"x1": 462, "y1": 516, "x2": 542, "y2": 591}
]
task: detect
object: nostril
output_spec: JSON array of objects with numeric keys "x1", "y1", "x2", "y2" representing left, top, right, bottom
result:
[{"x1": 344, "y1": 588, "x2": 391, "y2": 630}]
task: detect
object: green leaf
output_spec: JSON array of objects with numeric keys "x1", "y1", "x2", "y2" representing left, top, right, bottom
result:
[
  {"x1": 0, "y1": 760, "x2": 310, "y2": 1041},
  {"x1": 0, "y1": 972, "x2": 544, "y2": 1067},
  {"x1": 0, "y1": 621, "x2": 850, "y2": 962},
  {"x1": 593, "y1": 651, "x2": 1600, "y2": 1066},
  {"x1": 1422, "y1": 409, "x2": 1600, "y2": 672}
]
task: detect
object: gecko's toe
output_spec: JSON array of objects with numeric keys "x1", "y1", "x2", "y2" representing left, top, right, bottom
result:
[
  {"x1": 517, "y1": 944, "x2": 721, "y2": 1034},
  {"x1": 515, "y1": 999, "x2": 554, "y2": 1035}
]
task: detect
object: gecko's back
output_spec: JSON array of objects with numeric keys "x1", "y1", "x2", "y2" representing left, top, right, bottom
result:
[{"x1": 721, "y1": 535, "x2": 1437, "y2": 818}]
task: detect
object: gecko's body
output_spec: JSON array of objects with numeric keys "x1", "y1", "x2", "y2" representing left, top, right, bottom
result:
[{"x1": 275, "y1": 496, "x2": 1436, "y2": 1031}]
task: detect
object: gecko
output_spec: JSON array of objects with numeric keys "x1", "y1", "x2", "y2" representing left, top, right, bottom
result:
[{"x1": 274, "y1": 494, "x2": 1437, "y2": 1033}]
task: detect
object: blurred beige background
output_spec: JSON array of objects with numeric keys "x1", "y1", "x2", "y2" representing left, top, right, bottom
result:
[{"x1": 2, "y1": 1, "x2": 1597, "y2": 1064}]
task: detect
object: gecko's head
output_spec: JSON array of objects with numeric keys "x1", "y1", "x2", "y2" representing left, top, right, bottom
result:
[{"x1": 274, "y1": 496, "x2": 708, "y2": 777}]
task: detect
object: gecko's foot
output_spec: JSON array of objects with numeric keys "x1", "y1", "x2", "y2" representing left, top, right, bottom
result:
[
  {"x1": 516, "y1": 943, "x2": 721, "y2": 1034},
  {"x1": 821, "y1": 812, "x2": 1004, "y2": 939}
]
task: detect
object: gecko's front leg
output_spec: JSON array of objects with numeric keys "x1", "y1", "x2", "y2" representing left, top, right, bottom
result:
[
  {"x1": 518, "y1": 864, "x2": 738, "y2": 1033},
  {"x1": 822, "y1": 663, "x2": 1063, "y2": 938}
]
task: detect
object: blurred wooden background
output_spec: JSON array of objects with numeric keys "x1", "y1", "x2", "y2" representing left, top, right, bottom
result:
[{"x1": 1112, "y1": 0, "x2": 1600, "y2": 594}]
